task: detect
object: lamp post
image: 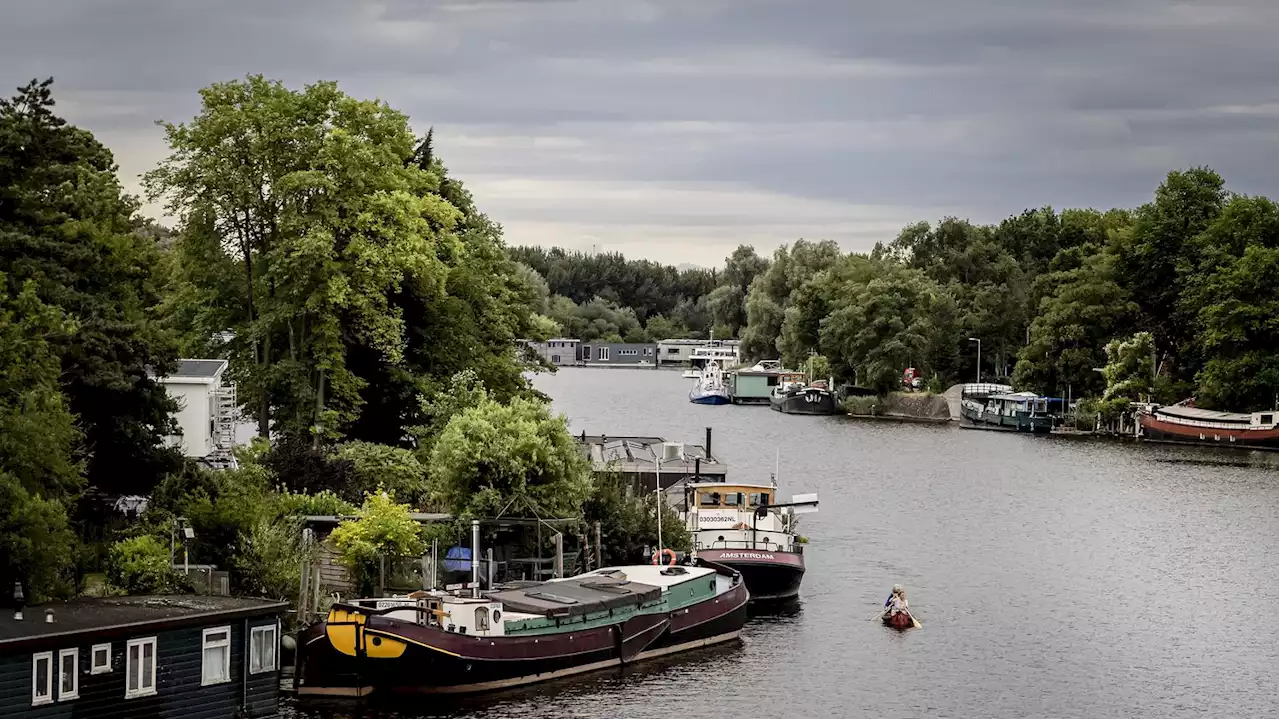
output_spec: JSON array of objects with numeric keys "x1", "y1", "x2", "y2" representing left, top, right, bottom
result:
[{"x1": 968, "y1": 337, "x2": 981, "y2": 383}]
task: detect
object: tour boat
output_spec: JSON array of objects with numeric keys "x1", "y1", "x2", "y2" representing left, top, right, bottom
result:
[
  {"x1": 296, "y1": 560, "x2": 749, "y2": 698},
  {"x1": 678, "y1": 480, "x2": 818, "y2": 601},
  {"x1": 769, "y1": 373, "x2": 837, "y2": 415},
  {"x1": 689, "y1": 360, "x2": 732, "y2": 405},
  {"x1": 1138, "y1": 401, "x2": 1278, "y2": 450}
]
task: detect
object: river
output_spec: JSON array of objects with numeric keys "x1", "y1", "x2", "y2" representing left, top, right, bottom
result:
[{"x1": 285, "y1": 368, "x2": 1278, "y2": 718}]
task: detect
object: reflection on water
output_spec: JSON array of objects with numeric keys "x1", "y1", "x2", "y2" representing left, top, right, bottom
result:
[{"x1": 282, "y1": 369, "x2": 1279, "y2": 719}]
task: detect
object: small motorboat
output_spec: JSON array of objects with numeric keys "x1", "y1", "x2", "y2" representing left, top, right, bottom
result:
[{"x1": 881, "y1": 611, "x2": 916, "y2": 629}]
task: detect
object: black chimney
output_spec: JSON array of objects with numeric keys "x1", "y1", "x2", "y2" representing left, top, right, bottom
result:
[
  {"x1": 704, "y1": 427, "x2": 712, "y2": 461},
  {"x1": 13, "y1": 580, "x2": 24, "y2": 621},
  {"x1": 694, "y1": 458, "x2": 701, "y2": 479}
]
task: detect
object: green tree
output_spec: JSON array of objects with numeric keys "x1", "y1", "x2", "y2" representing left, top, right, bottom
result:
[
  {"x1": 1116, "y1": 167, "x2": 1227, "y2": 376},
  {"x1": 334, "y1": 441, "x2": 428, "y2": 508},
  {"x1": 739, "y1": 240, "x2": 843, "y2": 361},
  {"x1": 1179, "y1": 195, "x2": 1279, "y2": 410},
  {"x1": 0, "y1": 78, "x2": 181, "y2": 496},
  {"x1": 146, "y1": 75, "x2": 456, "y2": 442},
  {"x1": 1101, "y1": 332, "x2": 1157, "y2": 401},
  {"x1": 429, "y1": 397, "x2": 593, "y2": 520},
  {"x1": 329, "y1": 491, "x2": 426, "y2": 596},
  {"x1": 1014, "y1": 252, "x2": 1138, "y2": 398}
]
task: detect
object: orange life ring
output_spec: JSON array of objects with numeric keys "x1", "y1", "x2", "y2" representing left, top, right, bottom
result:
[{"x1": 651, "y1": 548, "x2": 677, "y2": 566}]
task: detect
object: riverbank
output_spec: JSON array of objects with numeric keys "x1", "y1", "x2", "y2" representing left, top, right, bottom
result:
[{"x1": 844, "y1": 391, "x2": 952, "y2": 422}]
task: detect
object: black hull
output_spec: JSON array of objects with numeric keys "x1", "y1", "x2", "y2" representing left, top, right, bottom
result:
[
  {"x1": 721, "y1": 561, "x2": 804, "y2": 601},
  {"x1": 770, "y1": 392, "x2": 837, "y2": 415},
  {"x1": 298, "y1": 569, "x2": 749, "y2": 698}
]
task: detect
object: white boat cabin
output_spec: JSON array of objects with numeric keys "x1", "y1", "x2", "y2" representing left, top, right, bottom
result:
[{"x1": 679, "y1": 482, "x2": 816, "y2": 553}]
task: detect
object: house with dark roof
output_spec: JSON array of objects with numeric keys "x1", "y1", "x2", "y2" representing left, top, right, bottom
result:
[
  {"x1": 0, "y1": 594, "x2": 287, "y2": 718},
  {"x1": 153, "y1": 359, "x2": 239, "y2": 468}
]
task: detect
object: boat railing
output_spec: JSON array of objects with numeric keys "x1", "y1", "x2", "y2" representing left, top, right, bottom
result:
[{"x1": 695, "y1": 539, "x2": 801, "y2": 553}]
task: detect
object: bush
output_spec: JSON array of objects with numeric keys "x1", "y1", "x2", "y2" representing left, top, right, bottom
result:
[
  {"x1": 330, "y1": 492, "x2": 426, "y2": 596},
  {"x1": 334, "y1": 441, "x2": 428, "y2": 509},
  {"x1": 843, "y1": 395, "x2": 883, "y2": 416},
  {"x1": 232, "y1": 517, "x2": 312, "y2": 601},
  {"x1": 276, "y1": 489, "x2": 357, "y2": 518},
  {"x1": 106, "y1": 535, "x2": 184, "y2": 595}
]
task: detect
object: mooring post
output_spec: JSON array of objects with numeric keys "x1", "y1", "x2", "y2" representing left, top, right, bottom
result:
[
  {"x1": 553, "y1": 533, "x2": 564, "y2": 578},
  {"x1": 471, "y1": 520, "x2": 481, "y2": 598},
  {"x1": 594, "y1": 522, "x2": 602, "y2": 568}
]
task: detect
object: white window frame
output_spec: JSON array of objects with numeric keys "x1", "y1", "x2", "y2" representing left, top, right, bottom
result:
[
  {"x1": 32, "y1": 651, "x2": 53, "y2": 706},
  {"x1": 57, "y1": 648, "x2": 79, "y2": 701},
  {"x1": 90, "y1": 643, "x2": 112, "y2": 674},
  {"x1": 201, "y1": 626, "x2": 232, "y2": 686},
  {"x1": 125, "y1": 637, "x2": 158, "y2": 699},
  {"x1": 597, "y1": 347, "x2": 610, "y2": 361},
  {"x1": 249, "y1": 624, "x2": 278, "y2": 674}
]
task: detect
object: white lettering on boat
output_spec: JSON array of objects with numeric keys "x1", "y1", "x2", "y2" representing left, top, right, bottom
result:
[{"x1": 717, "y1": 552, "x2": 777, "y2": 560}]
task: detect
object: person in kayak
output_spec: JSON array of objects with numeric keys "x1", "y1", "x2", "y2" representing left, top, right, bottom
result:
[{"x1": 884, "y1": 584, "x2": 909, "y2": 616}]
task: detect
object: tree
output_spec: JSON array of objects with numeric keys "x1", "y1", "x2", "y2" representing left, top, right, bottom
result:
[
  {"x1": 429, "y1": 397, "x2": 593, "y2": 520},
  {"x1": 818, "y1": 268, "x2": 953, "y2": 393},
  {"x1": 1101, "y1": 332, "x2": 1157, "y2": 401},
  {"x1": 1013, "y1": 252, "x2": 1138, "y2": 398},
  {"x1": 0, "y1": 78, "x2": 181, "y2": 496},
  {"x1": 739, "y1": 240, "x2": 843, "y2": 360},
  {"x1": 146, "y1": 75, "x2": 456, "y2": 442},
  {"x1": 643, "y1": 314, "x2": 692, "y2": 342},
  {"x1": 1115, "y1": 167, "x2": 1227, "y2": 376},
  {"x1": 1179, "y1": 195, "x2": 1278, "y2": 410},
  {"x1": 329, "y1": 491, "x2": 426, "y2": 596}
]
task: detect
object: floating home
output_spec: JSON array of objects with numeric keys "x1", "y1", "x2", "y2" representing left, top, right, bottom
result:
[
  {"x1": 727, "y1": 361, "x2": 785, "y2": 404},
  {"x1": 960, "y1": 391, "x2": 1060, "y2": 433},
  {"x1": 0, "y1": 594, "x2": 287, "y2": 719},
  {"x1": 577, "y1": 429, "x2": 727, "y2": 490}
]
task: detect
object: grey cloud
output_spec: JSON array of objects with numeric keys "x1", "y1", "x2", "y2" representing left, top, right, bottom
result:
[{"x1": 1, "y1": 0, "x2": 1275, "y2": 265}]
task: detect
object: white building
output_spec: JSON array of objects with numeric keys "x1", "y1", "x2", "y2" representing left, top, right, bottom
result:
[{"x1": 155, "y1": 359, "x2": 239, "y2": 468}]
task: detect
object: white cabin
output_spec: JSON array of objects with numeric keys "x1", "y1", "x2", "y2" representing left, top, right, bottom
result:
[
  {"x1": 155, "y1": 359, "x2": 238, "y2": 466},
  {"x1": 678, "y1": 482, "x2": 817, "y2": 553}
]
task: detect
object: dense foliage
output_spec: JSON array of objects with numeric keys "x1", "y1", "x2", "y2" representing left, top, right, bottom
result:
[{"x1": 519, "y1": 170, "x2": 1276, "y2": 412}]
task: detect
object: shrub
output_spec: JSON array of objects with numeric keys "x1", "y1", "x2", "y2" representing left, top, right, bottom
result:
[
  {"x1": 276, "y1": 489, "x2": 357, "y2": 518},
  {"x1": 106, "y1": 535, "x2": 183, "y2": 595},
  {"x1": 330, "y1": 492, "x2": 425, "y2": 596},
  {"x1": 844, "y1": 395, "x2": 883, "y2": 416}
]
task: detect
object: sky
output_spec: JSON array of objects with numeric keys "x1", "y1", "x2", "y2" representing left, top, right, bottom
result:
[{"x1": 3, "y1": 0, "x2": 1276, "y2": 267}]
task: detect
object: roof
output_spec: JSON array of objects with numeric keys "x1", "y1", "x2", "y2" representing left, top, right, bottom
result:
[
  {"x1": 1155, "y1": 405, "x2": 1255, "y2": 423},
  {"x1": 576, "y1": 435, "x2": 726, "y2": 476},
  {"x1": 989, "y1": 392, "x2": 1046, "y2": 402},
  {"x1": 686, "y1": 481, "x2": 774, "y2": 491},
  {"x1": 153, "y1": 359, "x2": 227, "y2": 381},
  {"x1": 0, "y1": 595, "x2": 288, "y2": 649}
]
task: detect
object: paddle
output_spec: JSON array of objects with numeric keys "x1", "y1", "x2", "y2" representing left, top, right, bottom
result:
[{"x1": 911, "y1": 614, "x2": 923, "y2": 629}]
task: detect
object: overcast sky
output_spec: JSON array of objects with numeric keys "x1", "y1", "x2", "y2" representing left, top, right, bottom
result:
[{"x1": 4, "y1": 0, "x2": 1276, "y2": 267}]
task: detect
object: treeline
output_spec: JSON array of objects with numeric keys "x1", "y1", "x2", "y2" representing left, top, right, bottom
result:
[
  {"x1": 0, "y1": 77, "x2": 678, "y2": 603},
  {"x1": 509, "y1": 244, "x2": 769, "y2": 342},
  {"x1": 515, "y1": 170, "x2": 1278, "y2": 412}
]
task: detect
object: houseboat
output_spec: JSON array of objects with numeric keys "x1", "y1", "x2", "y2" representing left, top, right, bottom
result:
[
  {"x1": 727, "y1": 360, "x2": 785, "y2": 404},
  {"x1": 769, "y1": 373, "x2": 837, "y2": 415},
  {"x1": 689, "y1": 361, "x2": 732, "y2": 405},
  {"x1": 682, "y1": 345, "x2": 741, "y2": 378},
  {"x1": 295, "y1": 561, "x2": 748, "y2": 698},
  {"x1": 678, "y1": 482, "x2": 818, "y2": 602},
  {"x1": 960, "y1": 390, "x2": 1058, "y2": 433},
  {"x1": 0, "y1": 593, "x2": 286, "y2": 718},
  {"x1": 1138, "y1": 402, "x2": 1278, "y2": 450}
]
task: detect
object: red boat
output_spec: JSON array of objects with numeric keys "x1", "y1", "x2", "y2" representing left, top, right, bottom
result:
[
  {"x1": 1138, "y1": 402, "x2": 1278, "y2": 450},
  {"x1": 882, "y1": 611, "x2": 915, "y2": 629}
]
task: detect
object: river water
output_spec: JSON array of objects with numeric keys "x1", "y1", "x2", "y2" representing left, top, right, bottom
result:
[{"x1": 285, "y1": 368, "x2": 1278, "y2": 718}]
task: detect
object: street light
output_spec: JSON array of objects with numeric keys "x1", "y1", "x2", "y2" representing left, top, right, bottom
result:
[{"x1": 967, "y1": 337, "x2": 981, "y2": 384}]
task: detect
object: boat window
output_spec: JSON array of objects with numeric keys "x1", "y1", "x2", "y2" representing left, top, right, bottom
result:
[
  {"x1": 723, "y1": 493, "x2": 741, "y2": 506},
  {"x1": 1261, "y1": 414, "x2": 1274, "y2": 425},
  {"x1": 749, "y1": 492, "x2": 770, "y2": 507},
  {"x1": 475, "y1": 607, "x2": 490, "y2": 631},
  {"x1": 767, "y1": 376, "x2": 778, "y2": 386},
  {"x1": 700, "y1": 492, "x2": 721, "y2": 507}
]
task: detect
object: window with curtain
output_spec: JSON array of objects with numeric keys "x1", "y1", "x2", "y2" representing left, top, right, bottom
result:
[
  {"x1": 249, "y1": 624, "x2": 278, "y2": 674},
  {"x1": 201, "y1": 627, "x2": 231, "y2": 685},
  {"x1": 31, "y1": 652, "x2": 53, "y2": 706}
]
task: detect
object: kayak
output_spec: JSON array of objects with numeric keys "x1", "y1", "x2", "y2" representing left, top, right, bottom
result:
[{"x1": 882, "y1": 611, "x2": 914, "y2": 629}]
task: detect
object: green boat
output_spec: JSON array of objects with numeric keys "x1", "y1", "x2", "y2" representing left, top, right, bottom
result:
[
  {"x1": 727, "y1": 360, "x2": 786, "y2": 404},
  {"x1": 960, "y1": 391, "x2": 1058, "y2": 433}
]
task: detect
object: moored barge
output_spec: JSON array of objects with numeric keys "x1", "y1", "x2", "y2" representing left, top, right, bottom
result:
[
  {"x1": 1138, "y1": 403, "x2": 1278, "y2": 450},
  {"x1": 296, "y1": 560, "x2": 748, "y2": 698}
]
